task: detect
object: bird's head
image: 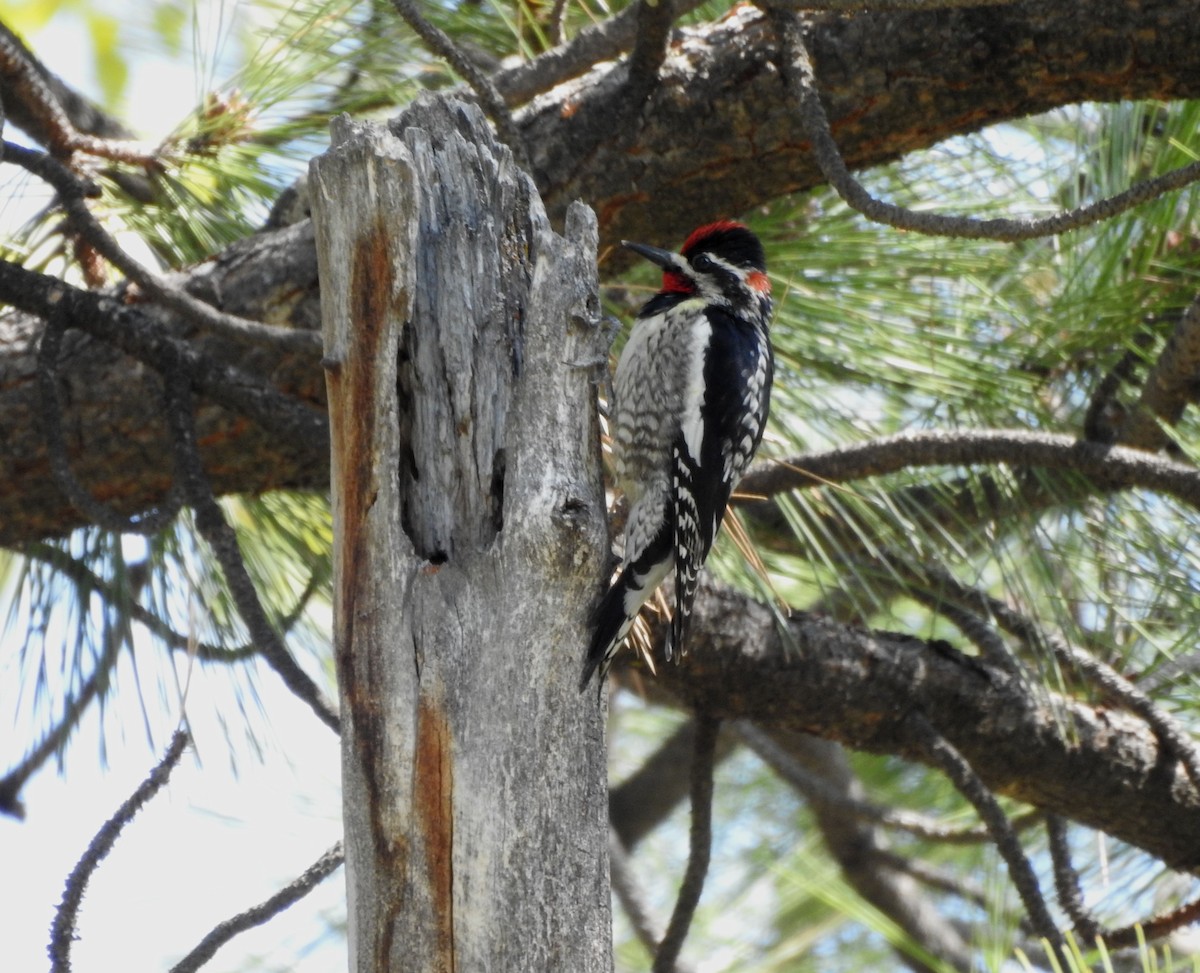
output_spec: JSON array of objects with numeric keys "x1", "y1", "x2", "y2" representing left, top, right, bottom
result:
[{"x1": 622, "y1": 220, "x2": 771, "y2": 313}]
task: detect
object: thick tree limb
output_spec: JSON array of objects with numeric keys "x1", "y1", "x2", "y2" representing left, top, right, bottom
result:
[
  {"x1": 657, "y1": 581, "x2": 1200, "y2": 872},
  {"x1": 0, "y1": 222, "x2": 326, "y2": 545},
  {"x1": 521, "y1": 0, "x2": 1200, "y2": 249}
]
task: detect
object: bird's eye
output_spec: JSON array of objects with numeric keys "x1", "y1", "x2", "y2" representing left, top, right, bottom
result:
[{"x1": 692, "y1": 253, "x2": 715, "y2": 272}]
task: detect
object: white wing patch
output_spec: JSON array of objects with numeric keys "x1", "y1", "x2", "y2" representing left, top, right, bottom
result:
[{"x1": 679, "y1": 316, "x2": 712, "y2": 463}]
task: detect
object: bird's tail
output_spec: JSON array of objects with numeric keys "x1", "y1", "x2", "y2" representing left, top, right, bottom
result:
[
  {"x1": 579, "y1": 541, "x2": 672, "y2": 692},
  {"x1": 578, "y1": 577, "x2": 635, "y2": 692}
]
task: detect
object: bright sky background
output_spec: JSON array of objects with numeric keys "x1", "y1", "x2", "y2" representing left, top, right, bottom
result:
[{"x1": 0, "y1": 5, "x2": 347, "y2": 972}]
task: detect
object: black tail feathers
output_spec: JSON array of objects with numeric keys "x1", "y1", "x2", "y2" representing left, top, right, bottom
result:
[{"x1": 579, "y1": 573, "x2": 634, "y2": 693}]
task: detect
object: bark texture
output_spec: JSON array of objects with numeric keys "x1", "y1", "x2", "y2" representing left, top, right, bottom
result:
[{"x1": 311, "y1": 98, "x2": 611, "y2": 972}]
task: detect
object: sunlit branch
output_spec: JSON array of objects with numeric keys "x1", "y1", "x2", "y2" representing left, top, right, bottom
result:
[
  {"x1": 48, "y1": 729, "x2": 190, "y2": 973},
  {"x1": 739, "y1": 428, "x2": 1200, "y2": 512},
  {"x1": 167, "y1": 842, "x2": 344, "y2": 973}
]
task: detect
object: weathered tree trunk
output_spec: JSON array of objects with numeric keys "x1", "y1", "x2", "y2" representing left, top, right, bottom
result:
[{"x1": 310, "y1": 97, "x2": 612, "y2": 972}]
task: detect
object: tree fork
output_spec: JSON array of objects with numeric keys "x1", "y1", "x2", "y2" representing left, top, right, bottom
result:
[{"x1": 310, "y1": 97, "x2": 612, "y2": 971}]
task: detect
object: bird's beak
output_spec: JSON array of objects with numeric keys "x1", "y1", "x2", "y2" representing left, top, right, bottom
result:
[{"x1": 621, "y1": 240, "x2": 677, "y2": 270}]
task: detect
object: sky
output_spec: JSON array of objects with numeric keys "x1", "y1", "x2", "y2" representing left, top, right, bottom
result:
[{"x1": 0, "y1": 4, "x2": 348, "y2": 972}]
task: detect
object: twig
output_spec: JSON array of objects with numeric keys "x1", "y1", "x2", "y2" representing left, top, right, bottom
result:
[
  {"x1": 492, "y1": 0, "x2": 708, "y2": 105},
  {"x1": 1104, "y1": 895, "x2": 1200, "y2": 949},
  {"x1": 872, "y1": 847, "x2": 994, "y2": 911},
  {"x1": 738, "y1": 428, "x2": 1200, "y2": 512},
  {"x1": 907, "y1": 712, "x2": 1062, "y2": 951},
  {"x1": 162, "y1": 375, "x2": 340, "y2": 734},
  {"x1": 2, "y1": 140, "x2": 320, "y2": 352},
  {"x1": 653, "y1": 712, "x2": 720, "y2": 973},
  {"x1": 1045, "y1": 815, "x2": 1099, "y2": 940},
  {"x1": 1084, "y1": 333, "x2": 1159, "y2": 446},
  {"x1": 48, "y1": 729, "x2": 190, "y2": 973},
  {"x1": 916, "y1": 562, "x2": 1200, "y2": 790},
  {"x1": 1121, "y1": 291, "x2": 1200, "y2": 452},
  {"x1": 386, "y1": 0, "x2": 529, "y2": 168},
  {"x1": 625, "y1": 0, "x2": 676, "y2": 111},
  {"x1": 37, "y1": 305, "x2": 184, "y2": 534},
  {"x1": 21, "y1": 540, "x2": 323, "y2": 663},
  {"x1": 0, "y1": 592, "x2": 127, "y2": 819},
  {"x1": 608, "y1": 830, "x2": 699, "y2": 971},
  {"x1": 786, "y1": 0, "x2": 1023, "y2": 10},
  {"x1": 168, "y1": 842, "x2": 344, "y2": 973},
  {"x1": 545, "y1": 0, "x2": 569, "y2": 47},
  {"x1": 768, "y1": 9, "x2": 1200, "y2": 241},
  {"x1": 0, "y1": 22, "x2": 152, "y2": 163},
  {"x1": 902, "y1": 584, "x2": 1021, "y2": 674},
  {"x1": 1046, "y1": 813, "x2": 1200, "y2": 949},
  {"x1": 737, "y1": 721, "x2": 1039, "y2": 843}
]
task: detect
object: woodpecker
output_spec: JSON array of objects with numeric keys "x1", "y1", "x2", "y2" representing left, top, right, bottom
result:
[{"x1": 581, "y1": 220, "x2": 773, "y2": 691}]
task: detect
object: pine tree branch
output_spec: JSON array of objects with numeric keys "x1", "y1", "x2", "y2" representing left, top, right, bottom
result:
[
  {"x1": 653, "y1": 712, "x2": 720, "y2": 973},
  {"x1": 906, "y1": 713, "x2": 1061, "y2": 950},
  {"x1": 1120, "y1": 291, "x2": 1200, "y2": 452},
  {"x1": 48, "y1": 729, "x2": 190, "y2": 973},
  {"x1": 738, "y1": 428, "x2": 1200, "y2": 512},
  {"x1": 2, "y1": 141, "x2": 321, "y2": 352},
  {"x1": 167, "y1": 842, "x2": 344, "y2": 973},
  {"x1": 0, "y1": 20, "x2": 149, "y2": 161},
  {"x1": 767, "y1": 7, "x2": 1200, "y2": 241},
  {"x1": 36, "y1": 305, "x2": 184, "y2": 534},
  {"x1": 653, "y1": 580, "x2": 1200, "y2": 873},
  {"x1": 738, "y1": 722, "x2": 1039, "y2": 844},
  {"x1": 163, "y1": 375, "x2": 340, "y2": 734},
  {"x1": 0, "y1": 258, "x2": 328, "y2": 458},
  {"x1": 386, "y1": 0, "x2": 528, "y2": 167}
]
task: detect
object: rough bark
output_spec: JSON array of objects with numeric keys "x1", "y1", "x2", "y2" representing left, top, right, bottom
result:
[
  {"x1": 3, "y1": 1, "x2": 1200, "y2": 539},
  {"x1": 311, "y1": 98, "x2": 611, "y2": 972}
]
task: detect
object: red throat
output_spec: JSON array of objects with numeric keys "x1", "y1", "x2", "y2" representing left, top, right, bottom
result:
[
  {"x1": 747, "y1": 270, "x2": 771, "y2": 294},
  {"x1": 661, "y1": 270, "x2": 694, "y2": 294}
]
